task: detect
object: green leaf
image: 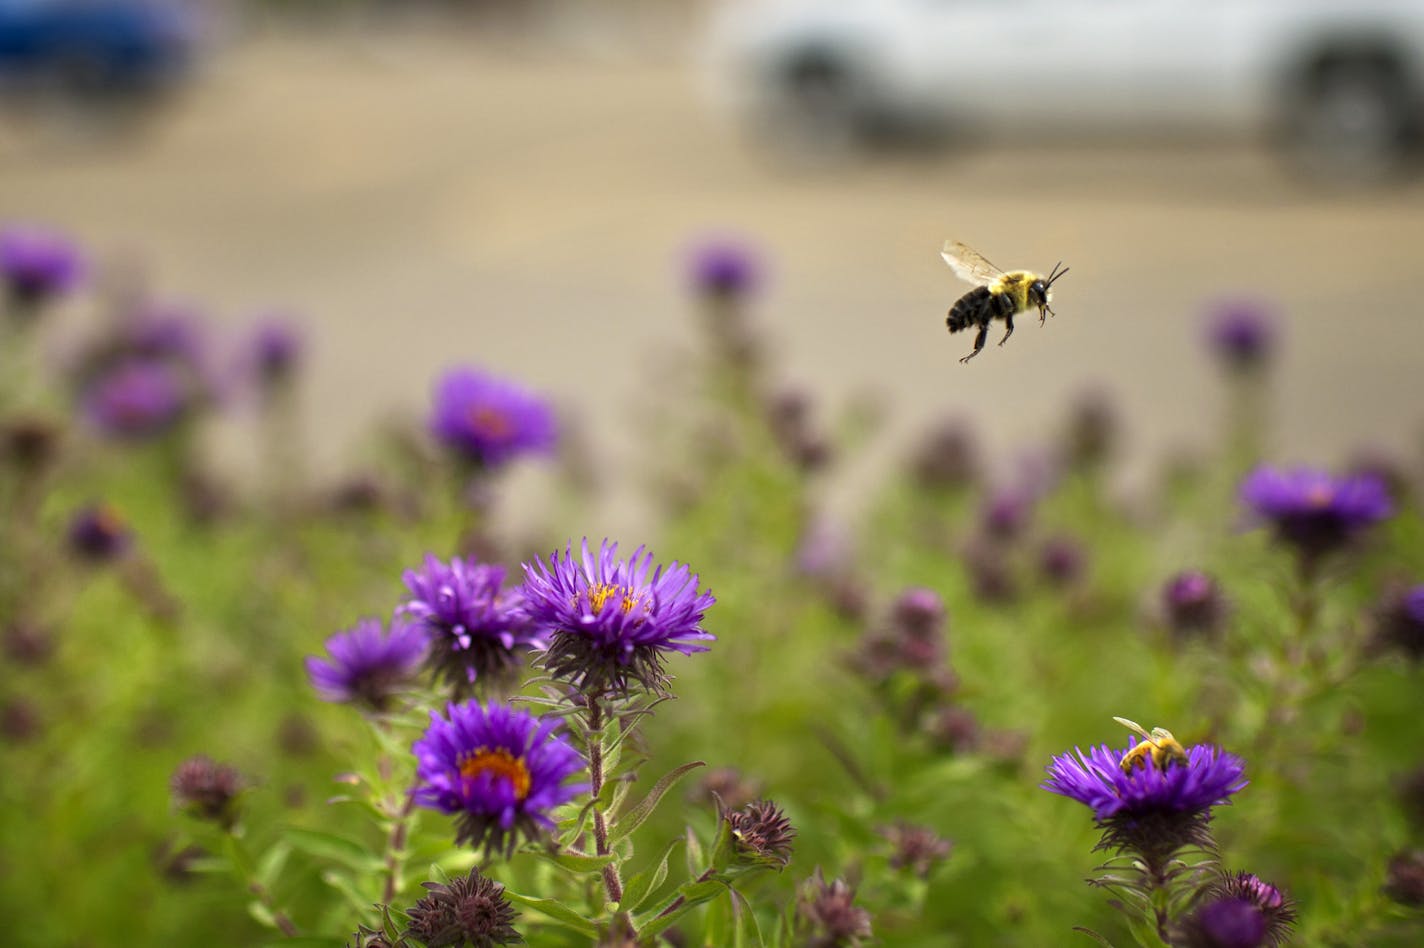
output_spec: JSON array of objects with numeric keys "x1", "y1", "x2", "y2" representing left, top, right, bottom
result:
[
  {"x1": 636, "y1": 879, "x2": 725, "y2": 940},
  {"x1": 621, "y1": 836, "x2": 682, "y2": 913},
  {"x1": 684, "y1": 826, "x2": 705, "y2": 877},
  {"x1": 246, "y1": 900, "x2": 276, "y2": 930},
  {"x1": 729, "y1": 886, "x2": 765, "y2": 948},
  {"x1": 609, "y1": 761, "x2": 705, "y2": 844},
  {"x1": 502, "y1": 892, "x2": 599, "y2": 936},
  {"x1": 255, "y1": 840, "x2": 292, "y2": 890},
  {"x1": 530, "y1": 849, "x2": 617, "y2": 874},
  {"x1": 285, "y1": 827, "x2": 384, "y2": 873},
  {"x1": 321, "y1": 869, "x2": 377, "y2": 914}
]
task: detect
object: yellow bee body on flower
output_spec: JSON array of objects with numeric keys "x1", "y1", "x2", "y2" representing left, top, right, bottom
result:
[{"x1": 1113, "y1": 716, "x2": 1189, "y2": 774}]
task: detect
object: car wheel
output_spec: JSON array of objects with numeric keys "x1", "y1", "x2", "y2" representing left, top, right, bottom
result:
[{"x1": 1281, "y1": 53, "x2": 1419, "y2": 183}]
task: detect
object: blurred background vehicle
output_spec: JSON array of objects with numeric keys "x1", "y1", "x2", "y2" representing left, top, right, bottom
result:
[
  {"x1": 0, "y1": 0, "x2": 195, "y2": 103},
  {"x1": 707, "y1": 0, "x2": 1424, "y2": 180}
]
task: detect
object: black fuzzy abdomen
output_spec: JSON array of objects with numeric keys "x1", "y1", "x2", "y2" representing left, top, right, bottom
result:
[{"x1": 947, "y1": 287, "x2": 1016, "y2": 333}]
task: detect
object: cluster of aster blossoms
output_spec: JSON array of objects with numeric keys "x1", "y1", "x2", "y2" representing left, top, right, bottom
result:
[
  {"x1": 520, "y1": 538, "x2": 716, "y2": 698},
  {"x1": 411, "y1": 700, "x2": 587, "y2": 856},
  {"x1": 429, "y1": 367, "x2": 557, "y2": 472},
  {"x1": 1239, "y1": 465, "x2": 1393, "y2": 574}
]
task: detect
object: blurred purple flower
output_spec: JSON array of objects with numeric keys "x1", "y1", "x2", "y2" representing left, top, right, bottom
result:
[
  {"x1": 1207, "y1": 300, "x2": 1277, "y2": 371},
  {"x1": 1162, "y1": 570, "x2": 1228, "y2": 639},
  {"x1": 910, "y1": 416, "x2": 979, "y2": 491},
  {"x1": 246, "y1": 317, "x2": 304, "y2": 387},
  {"x1": 82, "y1": 360, "x2": 189, "y2": 439},
  {"x1": 0, "y1": 225, "x2": 83, "y2": 309},
  {"x1": 430, "y1": 367, "x2": 557, "y2": 470},
  {"x1": 1373, "y1": 584, "x2": 1424, "y2": 661},
  {"x1": 412, "y1": 700, "x2": 586, "y2": 855},
  {"x1": 521, "y1": 539, "x2": 715, "y2": 697},
  {"x1": 399, "y1": 555, "x2": 543, "y2": 691},
  {"x1": 1039, "y1": 535, "x2": 1087, "y2": 587},
  {"x1": 687, "y1": 235, "x2": 763, "y2": 301},
  {"x1": 1239, "y1": 465, "x2": 1392, "y2": 566},
  {"x1": 67, "y1": 503, "x2": 134, "y2": 562},
  {"x1": 305, "y1": 618, "x2": 428, "y2": 712},
  {"x1": 981, "y1": 489, "x2": 1033, "y2": 542}
]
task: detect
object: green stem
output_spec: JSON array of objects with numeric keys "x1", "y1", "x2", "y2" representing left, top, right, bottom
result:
[
  {"x1": 225, "y1": 830, "x2": 300, "y2": 938},
  {"x1": 585, "y1": 699, "x2": 625, "y2": 908}
]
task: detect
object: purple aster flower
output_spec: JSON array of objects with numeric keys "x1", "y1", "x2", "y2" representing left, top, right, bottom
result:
[
  {"x1": 305, "y1": 618, "x2": 428, "y2": 712},
  {"x1": 981, "y1": 489, "x2": 1033, "y2": 542},
  {"x1": 1179, "y1": 872, "x2": 1296, "y2": 947},
  {"x1": 411, "y1": 700, "x2": 586, "y2": 855},
  {"x1": 1207, "y1": 300, "x2": 1277, "y2": 372},
  {"x1": 686, "y1": 235, "x2": 763, "y2": 301},
  {"x1": 796, "y1": 868, "x2": 873, "y2": 948},
  {"x1": 520, "y1": 539, "x2": 716, "y2": 697},
  {"x1": 1239, "y1": 465, "x2": 1393, "y2": 568},
  {"x1": 1162, "y1": 570, "x2": 1228, "y2": 640},
  {"x1": 0, "y1": 225, "x2": 83, "y2": 310},
  {"x1": 430, "y1": 367, "x2": 557, "y2": 470},
  {"x1": 1043, "y1": 728, "x2": 1246, "y2": 863},
  {"x1": 83, "y1": 360, "x2": 189, "y2": 440},
  {"x1": 399, "y1": 555, "x2": 544, "y2": 693},
  {"x1": 67, "y1": 503, "x2": 134, "y2": 562},
  {"x1": 1179, "y1": 898, "x2": 1267, "y2": 948}
]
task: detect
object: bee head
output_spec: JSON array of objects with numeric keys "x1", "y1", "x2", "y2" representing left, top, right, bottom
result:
[{"x1": 1031, "y1": 262, "x2": 1069, "y2": 319}]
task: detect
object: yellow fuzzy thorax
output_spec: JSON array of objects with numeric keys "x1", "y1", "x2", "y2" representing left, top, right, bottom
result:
[{"x1": 989, "y1": 270, "x2": 1038, "y2": 312}]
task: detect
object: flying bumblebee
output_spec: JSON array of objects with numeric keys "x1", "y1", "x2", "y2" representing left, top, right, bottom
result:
[
  {"x1": 1113, "y1": 716, "x2": 1189, "y2": 774},
  {"x1": 941, "y1": 240, "x2": 1069, "y2": 363}
]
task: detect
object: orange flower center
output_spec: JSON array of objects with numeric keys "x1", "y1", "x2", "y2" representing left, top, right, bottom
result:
[
  {"x1": 467, "y1": 405, "x2": 513, "y2": 441},
  {"x1": 459, "y1": 748, "x2": 532, "y2": 801},
  {"x1": 1306, "y1": 483, "x2": 1334, "y2": 508},
  {"x1": 586, "y1": 582, "x2": 641, "y2": 616}
]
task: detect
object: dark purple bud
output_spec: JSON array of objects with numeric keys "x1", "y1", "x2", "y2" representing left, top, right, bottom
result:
[
  {"x1": 1065, "y1": 389, "x2": 1118, "y2": 470},
  {"x1": 1039, "y1": 535, "x2": 1087, "y2": 587},
  {"x1": 3, "y1": 622, "x2": 55, "y2": 666},
  {"x1": 726, "y1": 799, "x2": 796, "y2": 869},
  {"x1": 170, "y1": 754, "x2": 244, "y2": 828},
  {"x1": 981, "y1": 490, "x2": 1033, "y2": 542},
  {"x1": 797, "y1": 868, "x2": 873, "y2": 947},
  {"x1": 881, "y1": 821, "x2": 953, "y2": 879},
  {"x1": 687, "y1": 235, "x2": 763, "y2": 301},
  {"x1": 1373, "y1": 585, "x2": 1424, "y2": 661},
  {"x1": 66, "y1": 503, "x2": 134, "y2": 563},
  {"x1": 248, "y1": 317, "x2": 304, "y2": 385},
  {"x1": 1186, "y1": 898, "x2": 1268, "y2": 948},
  {"x1": 1, "y1": 698, "x2": 42, "y2": 743},
  {"x1": 924, "y1": 704, "x2": 981, "y2": 754},
  {"x1": 1385, "y1": 850, "x2": 1424, "y2": 907},
  {"x1": 1162, "y1": 570, "x2": 1228, "y2": 640},
  {"x1": 2, "y1": 415, "x2": 62, "y2": 473},
  {"x1": 1207, "y1": 299, "x2": 1277, "y2": 372},
  {"x1": 910, "y1": 416, "x2": 979, "y2": 491},
  {"x1": 403, "y1": 867, "x2": 520, "y2": 947}
]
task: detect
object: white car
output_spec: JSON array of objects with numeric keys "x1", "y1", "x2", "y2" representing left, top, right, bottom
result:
[{"x1": 706, "y1": 0, "x2": 1424, "y2": 177}]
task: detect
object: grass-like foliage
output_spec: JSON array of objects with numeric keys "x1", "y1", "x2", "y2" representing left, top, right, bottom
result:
[{"x1": 1, "y1": 228, "x2": 1422, "y2": 947}]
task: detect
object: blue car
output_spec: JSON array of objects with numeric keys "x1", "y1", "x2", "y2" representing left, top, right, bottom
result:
[{"x1": 0, "y1": 0, "x2": 193, "y2": 96}]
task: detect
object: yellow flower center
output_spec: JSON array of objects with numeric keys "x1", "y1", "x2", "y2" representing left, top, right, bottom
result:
[
  {"x1": 467, "y1": 405, "x2": 513, "y2": 441},
  {"x1": 458, "y1": 748, "x2": 532, "y2": 801},
  {"x1": 586, "y1": 582, "x2": 641, "y2": 616}
]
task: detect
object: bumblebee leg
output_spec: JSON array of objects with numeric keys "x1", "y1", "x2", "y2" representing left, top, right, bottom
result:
[
  {"x1": 960, "y1": 324, "x2": 989, "y2": 363},
  {"x1": 998, "y1": 315, "x2": 1015, "y2": 347}
]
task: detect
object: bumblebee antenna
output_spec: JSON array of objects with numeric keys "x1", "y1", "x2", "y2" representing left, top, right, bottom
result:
[{"x1": 1046, "y1": 261, "x2": 1070, "y2": 287}]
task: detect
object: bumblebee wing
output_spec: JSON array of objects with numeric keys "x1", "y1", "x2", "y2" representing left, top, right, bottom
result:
[{"x1": 941, "y1": 240, "x2": 1003, "y2": 287}]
